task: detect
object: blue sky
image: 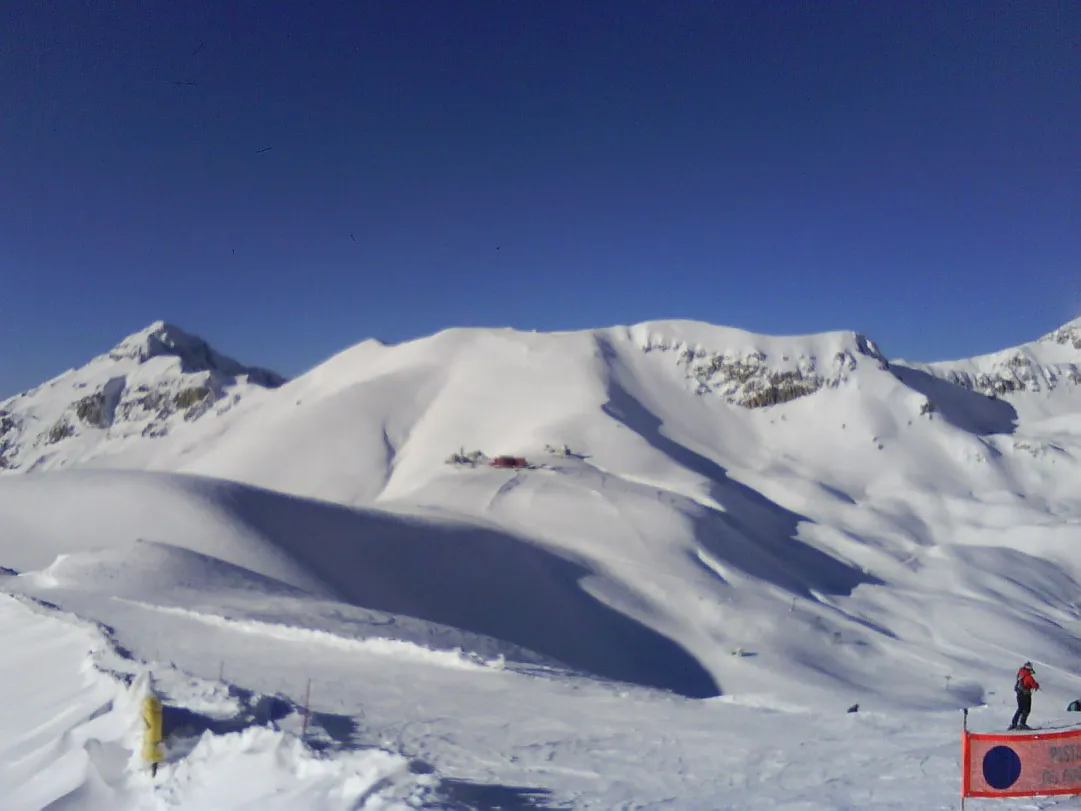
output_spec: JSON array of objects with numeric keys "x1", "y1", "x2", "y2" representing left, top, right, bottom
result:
[{"x1": 1, "y1": 1, "x2": 1078, "y2": 396}]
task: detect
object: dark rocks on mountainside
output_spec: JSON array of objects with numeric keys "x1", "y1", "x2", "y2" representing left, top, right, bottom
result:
[
  {"x1": 641, "y1": 332, "x2": 889, "y2": 409},
  {"x1": 691, "y1": 353, "x2": 768, "y2": 385},
  {"x1": 46, "y1": 420, "x2": 74, "y2": 444},
  {"x1": 741, "y1": 372, "x2": 823, "y2": 409},
  {"x1": 1041, "y1": 324, "x2": 1081, "y2": 350},
  {"x1": 0, "y1": 411, "x2": 19, "y2": 468},
  {"x1": 133, "y1": 390, "x2": 165, "y2": 412},
  {"x1": 73, "y1": 378, "x2": 126, "y2": 429},
  {"x1": 939, "y1": 355, "x2": 1081, "y2": 398},
  {"x1": 946, "y1": 371, "x2": 1019, "y2": 397},
  {"x1": 75, "y1": 392, "x2": 110, "y2": 428},
  {"x1": 173, "y1": 386, "x2": 212, "y2": 410},
  {"x1": 141, "y1": 422, "x2": 169, "y2": 439},
  {"x1": 110, "y1": 385, "x2": 216, "y2": 429},
  {"x1": 0, "y1": 411, "x2": 15, "y2": 436},
  {"x1": 678, "y1": 350, "x2": 832, "y2": 409}
]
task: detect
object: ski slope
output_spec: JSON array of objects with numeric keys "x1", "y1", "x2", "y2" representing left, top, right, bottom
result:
[{"x1": 5, "y1": 318, "x2": 1081, "y2": 807}]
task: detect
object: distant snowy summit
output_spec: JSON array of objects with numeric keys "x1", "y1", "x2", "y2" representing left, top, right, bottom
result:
[
  {"x1": 1040, "y1": 318, "x2": 1081, "y2": 351},
  {"x1": 108, "y1": 321, "x2": 284, "y2": 387},
  {"x1": 910, "y1": 317, "x2": 1081, "y2": 399},
  {"x1": 0, "y1": 321, "x2": 284, "y2": 471}
]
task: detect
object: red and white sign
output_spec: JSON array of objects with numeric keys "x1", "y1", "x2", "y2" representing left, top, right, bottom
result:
[{"x1": 963, "y1": 726, "x2": 1081, "y2": 798}]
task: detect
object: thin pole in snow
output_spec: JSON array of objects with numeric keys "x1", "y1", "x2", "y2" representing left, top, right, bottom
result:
[
  {"x1": 961, "y1": 709, "x2": 969, "y2": 811},
  {"x1": 218, "y1": 661, "x2": 225, "y2": 682},
  {"x1": 301, "y1": 678, "x2": 312, "y2": 739}
]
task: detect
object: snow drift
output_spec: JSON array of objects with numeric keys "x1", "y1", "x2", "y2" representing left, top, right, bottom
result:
[
  {"x1": 0, "y1": 594, "x2": 435, "y2": 811},
  {"x1": 0, "y1": 469, "x2": 715, "y2": 696}
]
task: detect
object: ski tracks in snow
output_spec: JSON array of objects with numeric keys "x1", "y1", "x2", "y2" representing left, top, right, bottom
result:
[{"x1": 114, "y1": 598, "x2": 504, "y2": 673}]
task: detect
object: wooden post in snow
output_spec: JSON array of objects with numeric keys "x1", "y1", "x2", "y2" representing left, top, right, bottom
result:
[{"x1": 301, "y1": 678, "x2": 312, "y2": 738}]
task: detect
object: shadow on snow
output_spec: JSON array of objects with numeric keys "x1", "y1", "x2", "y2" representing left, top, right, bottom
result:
[
  {"x1": 219, "y1": 483, "x2": 720, "y2": 699},
  {"x1": 601, "y1": 379, "x2": 884, "y2": 600},
  {"x1": 889, "y1": 364, "x2": 1019, "y2": 436}
]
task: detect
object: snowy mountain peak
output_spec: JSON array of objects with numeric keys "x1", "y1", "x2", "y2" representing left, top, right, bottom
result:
[
  {"x1": 1037, "y1": 317, "x2": 1081, "y2": 350},
  {"x1": 106, "y1": 321, "x2": 285, "y2": 386},
  {"x1": 0, "y1": 322, "x2": 286, "y2": 471},
  {"x1": 912, "y1": 317, "x2": 1081, "y2": 403},
  {"x1": 109, "y1": 320, "x2": 212, "y2": 363}
]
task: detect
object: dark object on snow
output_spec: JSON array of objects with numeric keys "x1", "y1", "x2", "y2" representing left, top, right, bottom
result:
[
  {"x1": 491, "y1": 455, "x2": 528, "y2": 469},
  {"x1": 1068, "y1": 699, "x2": 1081, "y2": 712},
  {"x1": 436, "y1": 777, "x2": 557, "y2": 810},
  {"x1": 847, "y1": 703, "x2": 859, "y2": 713}
]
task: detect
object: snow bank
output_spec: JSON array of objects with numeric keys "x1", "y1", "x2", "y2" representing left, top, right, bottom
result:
[
  {"x1": 155, "y1": 726, "x2": 425, "y2": 811},
  {"x1": 0, "y1": 594, "x2": 436, "y2": 811},
  {"x1": 0, "y1": 594, "x2": 130, "y2": 811}
]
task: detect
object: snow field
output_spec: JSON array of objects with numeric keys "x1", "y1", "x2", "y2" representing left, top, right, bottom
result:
[{"x1": 6, "y1": 318, "x2": 1081, "y2": 806}]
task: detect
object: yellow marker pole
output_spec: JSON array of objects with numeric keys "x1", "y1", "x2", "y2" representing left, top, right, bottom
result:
[{"x1": 142, "y1": 692, "x2": 164, "y2": 775}]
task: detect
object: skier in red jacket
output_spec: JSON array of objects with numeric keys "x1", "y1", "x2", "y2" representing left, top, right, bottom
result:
[{"x1": 1010, "y1": 662, "x2": 1040, "y2": 730}]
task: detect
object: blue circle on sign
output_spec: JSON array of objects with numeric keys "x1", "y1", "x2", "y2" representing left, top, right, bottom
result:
[{"x1": 983, "y1": 746, "x2": 1022, "y2": 790}]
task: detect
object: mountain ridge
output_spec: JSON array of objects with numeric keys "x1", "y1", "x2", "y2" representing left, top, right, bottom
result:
[{"x1": 4, "y1": 316, "x2": 1081, "y2": 476}]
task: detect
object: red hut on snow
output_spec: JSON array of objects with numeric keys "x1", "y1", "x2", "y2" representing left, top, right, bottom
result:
[{"x1": 490, "y1": 455, "x2": 528, "y2": 469}]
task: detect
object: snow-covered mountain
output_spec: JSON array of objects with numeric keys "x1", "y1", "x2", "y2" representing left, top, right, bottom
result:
[
  {"x1": 0, "y1": 321, "x2": 284, "y2": 472},
  {"x1": 6, "y1": 317, "x2": 1081, "y2": 809}
]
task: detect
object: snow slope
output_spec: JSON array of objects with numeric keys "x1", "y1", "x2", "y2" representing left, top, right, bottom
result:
[
  {"x1": 145, "y1": 319, "x2": 1081, "y2": 703},
  {"x1": 5, "y1": 522, "x2": 1081, "y2": 809},
  {"x1": 6, "y1": 317, "x2": 1081, "y2": 807},
  {"x1": 0, "y1": 470, "x2": 710, "y2": 695}
]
